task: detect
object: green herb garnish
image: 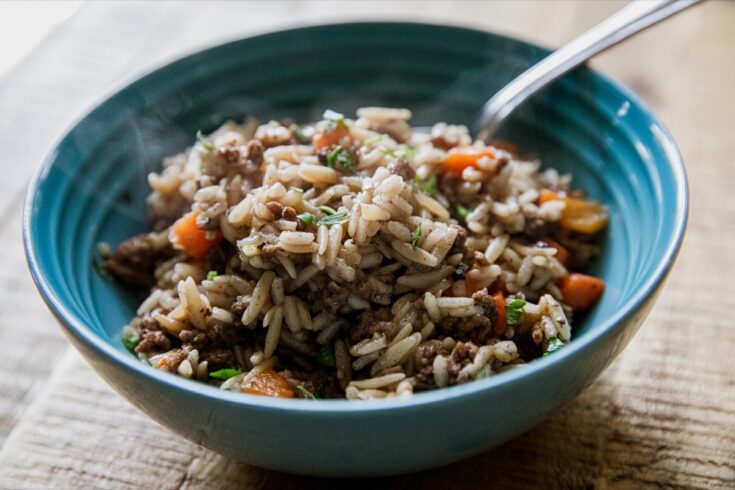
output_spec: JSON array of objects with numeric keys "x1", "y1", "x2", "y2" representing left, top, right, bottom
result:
[
  {"x1": 506, "y1": 299, "x2": 526, "y2": 325},
  {"x1": 323, "y1": 109, "x2": 348, "y2": 132},
  {"x1": 122, "y1": 334, "x2": 139, "y2": 353},
  {"x1": 292, "y1": 125, "x2": 311, "y2": 144},
  {"x1": 364, "y1": 134, "x2": 386, "y2": 145},
  {"x1": 398, "y1": 144, "x2": 416, "y2": 160},
  {"x1": 297, "y1": 212, "x2": 315, "y2": 225},
  {"x1": 289, "y1": 187, "x2": 304, "y2": 194},
  {"x1": 318, "y1": 211, "x2": 349, "y2": 226},
  {"x1": 315, "y1": 345, "x2": 336, "y2": 368},
  {"x1": 413, "y1": 175, "x2": 437, "y2": 196},
  {"x1": 319, "y1": 205, "x2": 336, "y2": 215},
  {"x1": 326, "y1": 144, "x2": 354, "y2": 171},
  {"x1": 209, "y1": 368, "x2": 242, "y2": 380},
  {"x1": 380, "y1": 148, "x2": 396, "y2": 158},
  {"x1": 544, "y1": 336, "x2": 565, "y2": 357},
  {"x1": 296, "y1": 385, "x2": 317, "y2": 400},
  {"x1": 456, "y1": 204, "x2": 471, "y2": 220},
  {"x1": 410, "y1": 222, "x2": 422, "y2": 250},
  {"x1": 196, "y1": 129, "x2": 215, "y2": 152},
  {"x1": 206, "y1": 270, "x2": 218, "y2": 281}
]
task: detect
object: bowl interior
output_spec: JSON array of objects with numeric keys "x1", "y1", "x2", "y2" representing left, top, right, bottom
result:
[{"x1": 27, "y1": 22, "x2": 684, "y2": 399}]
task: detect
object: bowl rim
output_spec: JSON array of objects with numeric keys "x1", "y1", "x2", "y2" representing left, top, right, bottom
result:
[{"x1": 23, "y1": 20, "x2": 688, "y2": 414}]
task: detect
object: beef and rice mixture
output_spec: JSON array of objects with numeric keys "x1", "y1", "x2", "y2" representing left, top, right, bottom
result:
[{"x1": 105, "y1": 107, "x2": 608, "y2": 401}]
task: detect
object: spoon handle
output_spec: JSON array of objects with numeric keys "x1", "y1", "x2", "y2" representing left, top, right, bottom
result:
[{"x1": 476, "y1": 0, "x2": 701, "y2": 141}]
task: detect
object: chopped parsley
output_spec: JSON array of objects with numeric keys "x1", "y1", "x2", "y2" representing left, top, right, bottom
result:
[
  {"x1": 380, "y1": 148, "x2": 396, "y2": 158},
  {"x1": 364, "y1": 134, "x2": 386, "y2": 145},
  {"x1": 326, "y1": 144, "x2": 354, "y2": 171},
  {"x1": 506, "y1": 299, "x2": 526, "y2": 325},
  {"x1": 398, "y1": 144, "x2": 416, "y2": 160},
  {"x1": 410, "y1": 222, "x2": 422, "y2": 250},
  {"x1": 196, "y1": 129, "x2": 215, "y2": 152},
  {"x1": 296, "y1": 385, "x2": 317, "y2": 400},
  {"x1": 206, "y1": 270, "x2": 218, "y2": 280},
  {"x1": 413, "y1": 175, "x2": 437, "y2": 196},
  {"x1": 456, "y1": 204, "x2": 471, "y2": 220},
  {"x1": 291, "y1": 124, "x2": 311, "y2": 144},
  {"x1": 544, "y1": 336, "x2": 565, "y2": 357},
  {"x1": 122, "y1": 334, "x2": 139, "y2": 353},
  {"x1": 318, "y1": 211, "x2": 349, "y2": 226},
  {"x1": 319, "y1": 205, "x2": 336, "y2": 215},
  {"x1": 315, "y1": 345, "x2": 336, "y2": 368},
  {"x1": 289, "y1": 187, "x2": 304, "y2": 194},
  {"x1": 209, "y1": 368, "x2": 242, "y2": 380},
  {"x1": 297, "y1": 212, "x2": 315, "y2": 225},
  {"x1": 323, "y1": 109, "x2": 348, "y2": 132}
]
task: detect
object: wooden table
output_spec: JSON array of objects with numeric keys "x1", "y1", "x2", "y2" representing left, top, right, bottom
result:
[{"x1": 0, "y1": 1, "x2": 733, "y2": 488}]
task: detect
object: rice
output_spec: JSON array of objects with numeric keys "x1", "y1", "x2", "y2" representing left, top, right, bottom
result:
[{"x1": 107, "y1": 107, "x2": 608, "y2": 401}]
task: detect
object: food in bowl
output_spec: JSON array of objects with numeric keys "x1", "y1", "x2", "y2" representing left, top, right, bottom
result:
[{"x1": 103, "y1": 107, "x2": 607, "y2": 400}]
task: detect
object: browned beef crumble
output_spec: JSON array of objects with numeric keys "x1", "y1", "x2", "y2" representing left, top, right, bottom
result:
[
  {"x1": 388, "y1": 159, "x2": 415, "y2": 181},
  {"x1": 103, "y1": 234, "x2": 173, "y2": 288},
  {"x1": 135, "y1": 330, "x2": 171, "y2": 354}
]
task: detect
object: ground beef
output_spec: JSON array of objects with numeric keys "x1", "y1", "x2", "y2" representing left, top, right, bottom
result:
[
  {"x1": 448, "y1": 224, "x2": 467, "y2": 256},
  {"x1": 245, "y1": 139, "x2": 264, "y2": 165},
  {"x1": 207, "y1": 323, "x2": 246, "y2": 348},
  {"x1": 103, "y1": 234, "x2": 172, "y2": 288},
  {"x1": 388, "y1": 159, "x2": 415, "y2": 181},
  {"x1": 202, "y1": 348, "x2": 235, "y2": 370},
  {"x1": 414, "y1": 339, "x2": 446, "y2": 387},
  {"x1": 447, "y1": 341, "x2": 479, "y2": 383},
  {"x1": 436, "y1": 291, "x2": 495, "y2": 345},
  {"x1": 230, "y1": 296, "x2": 249, "y2": 318},
  {"x1": 135, "y1": 330, "x2": 171, "y2": 354},
  {"x1": 324, "y1": 281, "x2": 350, "y2": 314},
  {"x1": 524, "y1": 217, "x2": 554, "y2": 239},
  {"x1": 439, "y1": 172, "x2": 460, "y2": 202},
  {"x1": 217, "y1": 145, "x2": 240, "y2": 164},
  {"x1": 178, "y1": 329, "x2": 207, "y2": 349},
  {"x1": 348, "y1": 307, "x2": 392, "y2": 343}
]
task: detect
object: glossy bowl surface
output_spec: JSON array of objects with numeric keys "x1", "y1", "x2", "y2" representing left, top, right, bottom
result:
[{"x1": 24, "y1": 22, "x2": 687, "y2": 477}]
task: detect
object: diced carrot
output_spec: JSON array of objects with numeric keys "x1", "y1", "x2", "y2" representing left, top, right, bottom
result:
[
  {"x1": 538, "y1": 190, "x2": 608, "y2": 234},
  {"x1": 538, "y1": 189, "x2": 565, "y2": 205},
  {"x1": 545, "y1": 239, "x2": 571, "y2": 267},
  {"x1": 443, "y1": 148, "x2": 495, "y2": 176},
  {"x1": 313, "y1": 124, "x2": 349, "y2": 151},
  {"x1": 172, "y1": 211, "x2": 222, "y2": 259},
  {"x1": 241, "y1": 369, "x2": 295, "y2": 398},
  {"x1": 560, "y1": 197, "x2": 608, "y2": 234},
  {"x1": 558, "y1": 273, "x2": 605, "y2": 312},
  {"x1": 493, "y1": 291, "x2": 507, "y2": 335}
]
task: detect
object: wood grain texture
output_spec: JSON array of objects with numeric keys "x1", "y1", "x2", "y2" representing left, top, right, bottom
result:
[{"x1": 0, "y1": 1, "x2": 733, "y2": 488}]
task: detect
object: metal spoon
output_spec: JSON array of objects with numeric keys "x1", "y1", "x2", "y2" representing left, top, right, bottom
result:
[{"x1": 436, "y1": 0, "x2": 702, "y2": 142}]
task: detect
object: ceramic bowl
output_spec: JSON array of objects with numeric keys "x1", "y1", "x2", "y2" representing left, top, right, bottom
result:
[{"x1": 24, "y1": 22, "x2": 687, "y2": 477}]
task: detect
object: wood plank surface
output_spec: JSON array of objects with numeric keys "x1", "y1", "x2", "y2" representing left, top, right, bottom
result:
[{"x1": 0, "y1": 1, "x2": 733, "y2": 488}]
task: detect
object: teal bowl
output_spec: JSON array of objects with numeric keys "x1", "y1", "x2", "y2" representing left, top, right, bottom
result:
[{"x1": 23, "y1": 22, "x2": 687, "y2": 477}]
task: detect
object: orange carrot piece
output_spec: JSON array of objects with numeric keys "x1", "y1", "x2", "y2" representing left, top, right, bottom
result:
[
  {"x1": 172, "y1": 211, "x2": 222, "y2": 259},
  {"x1": 538, "y1": 190, "x2": 608, "y2": 234},
  {"x1": 493, "y1": 291, "x2": 507, "y2": 335},
  {"x1": 560, "y1": 197, "x2": 608, "y2": 234},
  {"x1": 313, "y1": 124, "x2": 349, "y2": 151},
  {"x1": 443, "y1": 148, "x2": 495, "y2": 176},
  {"x1": 538, "y1": 189, "x2": 565, "y2": 205},
  {"x1": 558, "y1": 273, "x2": 605, "y2": 312},
  {"x1": 241, "y1": 369, "x2": 295, "y2": 398},
  {"x1": 545, "y1": 239, "x2": 571, "y2": 267}
]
